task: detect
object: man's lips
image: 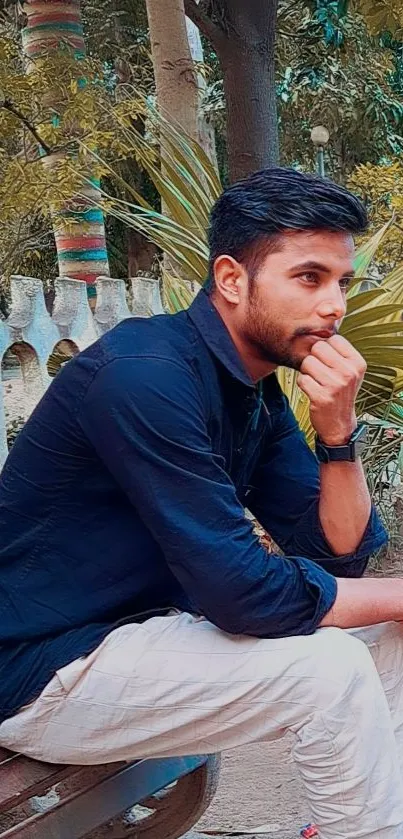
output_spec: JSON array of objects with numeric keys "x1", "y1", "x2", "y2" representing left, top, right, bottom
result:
[
  {"x1": 307, "y1": 330, "x2": 334, "y2": 339},
  {"x1": 300, "y1": 329, "x2": 335, "y2": 340}
]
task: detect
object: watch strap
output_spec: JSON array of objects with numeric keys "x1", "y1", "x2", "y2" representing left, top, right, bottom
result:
[{"x1": 315, "y1": 423, "x2": 367, "y2": 463}]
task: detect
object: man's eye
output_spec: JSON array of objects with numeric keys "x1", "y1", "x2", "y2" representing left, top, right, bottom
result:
[
  {"x1": 339, "y1": 278, "x2": 351, "y2": 291},
  {"x1": 299, "y1": 272, "x2": 319, "y2": 284}
]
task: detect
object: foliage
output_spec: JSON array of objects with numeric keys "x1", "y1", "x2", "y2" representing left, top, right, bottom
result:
[
  {"x1": 348, "y1": 160, "x2": 403, "y2": 267},
  {"x1": 352, "y1": 0, "x2": 403, "y2": 36},
  {"x1": 277, "y1": 1, "x2": 403, "y2": 179},
  {"x1": 0, "y1": 0, "x2": 198, "y2": 284},
  {"x1": 82, "y1": 0, "x2": 150, "y2": 64},
  {"x1": 312, "y1": 1, "x2": 403, "y2": 41},
  {"x1": 362, "y1": 418, "x2": 403, "y2": 547},
  {"x1": 198, "y1": 1, "x2": 403, "y2": 182},
  {"x1": 3, "y1": 0, "x2": 403, "y2": 289},
  {"x1": 86, "y1": 97, "x2": 220, "y2": 290},
  {"x1": 0, "y1": 0, "x2": 154, "y2": 280},
  {"x1": 363, "y1": 419, "x2": 403, "y2": 497},
  {"x1": 0, "y1": 35, "x2": 102, "y2": 272},
  {"x1": 4, "y1": 0, "x2": 403, "y2": 285}
]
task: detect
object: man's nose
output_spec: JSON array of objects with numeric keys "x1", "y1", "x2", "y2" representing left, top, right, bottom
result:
[{"x1": 316, "y1": 284, "x2": 347, "y2": 321}]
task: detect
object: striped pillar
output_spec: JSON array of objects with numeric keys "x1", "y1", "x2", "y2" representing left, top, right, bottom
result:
[
  {"x1": 22, "y1": 0, "x2": 86, "y2": 58},
  {"x1": 22, "y1": 0, "x2": 110, "y2": 294}
]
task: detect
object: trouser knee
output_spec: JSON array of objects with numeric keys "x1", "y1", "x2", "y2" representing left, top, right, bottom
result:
[{"x1": 301, "y1": 627, "x2": 380, "y2": 713}]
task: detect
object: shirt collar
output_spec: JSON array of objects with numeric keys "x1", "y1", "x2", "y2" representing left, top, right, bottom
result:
[{"x1": 188, "y1": 289, "x2": 254, "y2": 387}]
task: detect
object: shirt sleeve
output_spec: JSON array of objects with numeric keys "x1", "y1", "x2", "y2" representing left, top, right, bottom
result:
[
  {"x1": 77, "y1": 356, "x2": 338, "y2": 638},
  {"x1": 246, "y1": 399, "x2": 388, "y2": 578}
]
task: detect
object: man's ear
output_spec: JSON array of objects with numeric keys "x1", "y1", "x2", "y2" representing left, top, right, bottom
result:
[{"x1": 213, "y1": 255, "x2": 248, "y2": 304}]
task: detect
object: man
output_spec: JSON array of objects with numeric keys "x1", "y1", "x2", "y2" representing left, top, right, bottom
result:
[{"x1": 0, "y1": 167, "x2": 402, "y2": 839}]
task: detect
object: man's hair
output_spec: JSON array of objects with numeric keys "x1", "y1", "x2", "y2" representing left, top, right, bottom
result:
[{"x1": 206, "y1": 167, "x2": 368, "y2": 292}]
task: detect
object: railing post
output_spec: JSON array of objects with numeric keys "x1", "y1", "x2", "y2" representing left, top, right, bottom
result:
[
  {"x1": 52, "y1": 277, "x2": 97, "y2": 349},
  {"x1": 7, "y1": 276, "x2": 60, "y2": 418},
  {"x1": 131, "y1": 275, "x2": 165, "y2": 317},
  {"x1": 94, "y1": 277, "x2": 131, "y2": 335}
]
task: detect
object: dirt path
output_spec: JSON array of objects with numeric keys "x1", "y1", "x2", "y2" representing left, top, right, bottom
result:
[{"x1": 194, "y1": 738, "x2": 309, "y2": 839}]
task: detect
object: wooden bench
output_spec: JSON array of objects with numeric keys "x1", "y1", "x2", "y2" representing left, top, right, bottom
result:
[{"x1": 0, "y1": 747, "x2": 220, "y2": 838}]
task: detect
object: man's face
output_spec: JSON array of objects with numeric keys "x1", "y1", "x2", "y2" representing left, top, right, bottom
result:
[{"x1": 240, "y1": 230, "x2": 355, "y2": 371}]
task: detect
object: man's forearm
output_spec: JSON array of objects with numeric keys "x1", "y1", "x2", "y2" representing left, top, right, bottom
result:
[
  {"x1": 319, "y1": 458, "x2": 371, "y2": 555},
  {"x1": 321, "y1": 577, "x2": 403, "y2": 628},
  {"x1": 297, "y1": 335, "x2": 373, "y2": 556}
]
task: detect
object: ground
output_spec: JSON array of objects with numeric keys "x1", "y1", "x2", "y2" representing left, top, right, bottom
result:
[{"x1": 194, "y1": 738, "x2": 309, "y2": 839}]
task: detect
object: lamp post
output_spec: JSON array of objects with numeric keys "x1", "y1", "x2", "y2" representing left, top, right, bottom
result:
[{"x1": 310, "y1": 125, "x2": 330, "y2": 177}]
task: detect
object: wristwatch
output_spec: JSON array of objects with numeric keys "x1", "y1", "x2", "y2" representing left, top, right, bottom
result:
[{"x1": 315, "y1": 423, "x2": 368, "y2": 463}]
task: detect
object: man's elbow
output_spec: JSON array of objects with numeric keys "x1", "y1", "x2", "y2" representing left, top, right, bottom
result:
[
  {"x1": 204, "y1": 603, "x2": 250, "y2": 636},
  {"x1": 315, "y1": 553, "x2": 371, "y2": 579},
  {"x1": 202, "y1": 602, "x2": 309, "y2": 639}
]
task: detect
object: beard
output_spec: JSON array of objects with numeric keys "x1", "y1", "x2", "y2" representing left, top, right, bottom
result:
[{"x1": 242, "y1": 292, "x2": 309, "y2": 371}]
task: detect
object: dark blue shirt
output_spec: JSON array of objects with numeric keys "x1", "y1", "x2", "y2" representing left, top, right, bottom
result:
[{"x1": 0, "y1": 290, "x2": 387, "y2": 723}]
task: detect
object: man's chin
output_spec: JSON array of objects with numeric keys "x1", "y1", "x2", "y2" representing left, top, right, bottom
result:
[
  {"x1": 281, "y1": 359, "x2": 303, "y2": 372},
  {"x1": 273, "y1": 353, "x2": 303, "y2": 372},
  {"x1": 251, "y1": 338, "x2": 304, "y2": 371},
  {"x1": 282, "y1": 334, "x2": 321, "y2": 370}
]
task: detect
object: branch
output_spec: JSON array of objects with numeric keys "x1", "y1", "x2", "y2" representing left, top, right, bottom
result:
[
  {"x1": 1, "y1": 99, "x2": 52, "y2": 155},
  {"x1": 184, "y1": 0, "x2": 226, "y2": 49}
]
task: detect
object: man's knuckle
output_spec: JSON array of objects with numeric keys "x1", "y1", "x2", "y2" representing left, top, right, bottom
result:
[{"x1": 332, "y1": 375, "x2": 346, "y2": 390}]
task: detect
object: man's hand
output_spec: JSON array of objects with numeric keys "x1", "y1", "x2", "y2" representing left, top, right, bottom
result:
[{"x1": 297, "y1": 335, "x2": 367, "y2": 445}]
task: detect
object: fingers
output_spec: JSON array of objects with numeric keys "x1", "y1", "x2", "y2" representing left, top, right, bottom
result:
[
  {"x1": 297, "y1": 372, "x2": 327, "y2": 403},
  {"x1": 310, "y1": 339, "x2": 344, "y2": 368},
  {"x1": 300, "y1": 354, "x2": 345, "y2": 388},
  {"x1": 327, "y1": 334, "x2": 363, "y2": 363},
  {"x1": 299, "y1": 336, "x2": 366, "y2": 404},
  {"x1": 298, "y1": 336, "x2": 363, "y2": 445},
  {"x1": 311, "y1": 336, "x2": 366, "y2": 376}
]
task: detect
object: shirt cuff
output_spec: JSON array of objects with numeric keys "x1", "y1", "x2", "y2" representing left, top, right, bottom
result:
[
  {"x1": 290, "y1": 555, "x2": 338, "y2": 634},
  {"x1": 286, "y1": 502, "x2": 388, "y2": 578}
]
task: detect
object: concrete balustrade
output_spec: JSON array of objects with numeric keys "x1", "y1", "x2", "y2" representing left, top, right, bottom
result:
[{"x1": 0, "y1": 274, "x2": 165, "y2": 468}]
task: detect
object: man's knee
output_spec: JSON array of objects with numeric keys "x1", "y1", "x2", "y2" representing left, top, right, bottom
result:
[{"x1": 299, "y1": 627, "x2": 380, "y2": 711}]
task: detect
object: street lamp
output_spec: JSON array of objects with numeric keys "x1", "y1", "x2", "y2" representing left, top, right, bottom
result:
[{"x1": 310, "y1": 125, "x2": 330, "y2": 177}]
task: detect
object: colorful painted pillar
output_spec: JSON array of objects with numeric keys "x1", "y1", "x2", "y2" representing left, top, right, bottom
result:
[{"x1": 21, "y1": 0, "x2": 110, "y2": 298}]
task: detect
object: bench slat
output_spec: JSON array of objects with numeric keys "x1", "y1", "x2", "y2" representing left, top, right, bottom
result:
[
  {"x1": 0, "y1": 755, "x2": 206, "y2": 839},
  {"x1": 0, "y1": 750, "x2": 15, "y2": 763},
  {"x1": 0, "y1": 751, "x2": 76, "y2": 810}
]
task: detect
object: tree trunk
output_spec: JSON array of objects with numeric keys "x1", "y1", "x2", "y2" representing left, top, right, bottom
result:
[
  {"x1": 22, "y1": 0, "x2": 110, "y2": 295},
  {"x1": 185, "y1": 8, "x2": 217, "y2": 166},
  {"x1": 220, "y1": 0, "x2": 279, "y2": 182},
  {"x1": 185, "y1": 0, "x2": 279, "y2": 182},
  {"x1": 145, "y1": 0, "x2": 199, "y2": 140},
  {"x1": 127, "y1": 229, "x2": 158, "y2": 277}
]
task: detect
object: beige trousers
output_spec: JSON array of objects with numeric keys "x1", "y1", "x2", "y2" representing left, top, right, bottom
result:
[{"x1": 1, "y1": 613, "x2": 403, "y2": 839}]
